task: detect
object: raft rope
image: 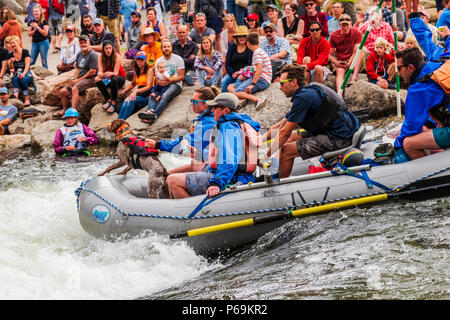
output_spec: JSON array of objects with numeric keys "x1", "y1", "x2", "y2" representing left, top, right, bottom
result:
[{"x1": 74, "y1": 166, "x2": 450, "y2": 221}]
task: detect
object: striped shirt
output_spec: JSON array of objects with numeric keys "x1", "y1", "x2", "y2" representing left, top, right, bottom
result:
[{"x1": 252, "y1": 47, "x2": 272, "y2": 84}]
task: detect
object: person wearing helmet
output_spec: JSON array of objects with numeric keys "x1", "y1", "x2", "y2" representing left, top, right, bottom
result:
[{"x1": 53, "y1": 107, "x2": 99, "y2": 156}]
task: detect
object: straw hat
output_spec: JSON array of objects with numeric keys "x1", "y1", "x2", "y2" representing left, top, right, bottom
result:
[
  {"x1": 139, "y1": 27, "x2": 160, "y2": 42},
  {"x1": 232, "y1": 26, "x2": 249, "y2": 37}
]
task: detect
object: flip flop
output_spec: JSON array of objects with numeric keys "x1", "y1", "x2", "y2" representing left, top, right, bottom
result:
[
  {"x1": 140, "y1": 119, "x2": 154, "y2": 124},
  {"x1": 102, "y1": 100, "x2": 112, "y2": 110},
  {"x1": 138, "y1": 111, "x2": 156, "y2": 121},
  {"x1": 52, "y1": 110, "x2": 64, "y2": 118},
  {"x1": 106, "y1": 105, "x2": 115, "y2": 113}
]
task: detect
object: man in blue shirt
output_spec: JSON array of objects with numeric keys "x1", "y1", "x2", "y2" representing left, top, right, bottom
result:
[
  {"x1": 260, "y1": 22, "x2": 291, "y2": 81},
  {"x1": 394, "y1": 47, "x2": 450, "y2": 160},
  {"x1": 0, "y1": 87, "x2": 18, "y2": 135},
  {"x1": 437, "y1": 0, "x2": 450, "y2": 28},
  {"x1": 263, "y1": 64, "x2": 360, "y2": 178}
]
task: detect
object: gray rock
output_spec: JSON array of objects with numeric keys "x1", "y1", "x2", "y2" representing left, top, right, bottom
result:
[{"x1": 30, "y1": 119, "x2": 65, "y2": 150}]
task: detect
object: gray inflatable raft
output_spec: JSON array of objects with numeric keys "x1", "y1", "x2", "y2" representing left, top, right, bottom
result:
[{"x1": 76, "y1": 143, "x2": 450, "y2": 255}]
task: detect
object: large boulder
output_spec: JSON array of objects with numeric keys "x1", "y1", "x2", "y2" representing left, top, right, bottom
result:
[
  {"x1": 31, "y1": 65, "x2": 55, "y2": 79},
  {"x1": 0, "y1": 0, "x2": 26, "y2": 14},
  {"x1": 40, "y1": 69, "x2": 77, "y2": 106},
  {"x1": 30, "y1": 119, "x2": 64, "y2": 150},
  {"x1": 0, "y1": 134, "x2": 31, "y2": 148}
]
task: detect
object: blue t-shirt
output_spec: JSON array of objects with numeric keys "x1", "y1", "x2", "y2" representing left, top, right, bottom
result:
[
  {"x1": 121, "y1": 0, "x2": 139, "y2": 20},
  {"x1": 437, "y1": 8, "x2": 450, "y2": 28},
  {"x1": 0, "y1": 104, "x2": 18, "y2": 122},
  {"x1": 286, "y1": 86, "x2": 359, "y2": 140}
]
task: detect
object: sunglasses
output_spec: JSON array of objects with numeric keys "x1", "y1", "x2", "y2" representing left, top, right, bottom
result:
[
  {"x1": 309, "y1": 28, "x2": 321, "y2": 32},
  {"x1": 305, "y1": 3, "x2": 315, "y2": 7},
  {"x1": 264, "y1": 29, "x2": 275, "y2": 34},
  {"x1": 65, "y1": 29, "x2": 74, "y2": 33},
  {"x1": 339, "y1": 18, "x2": 351, "y2": 22},
  {"x1": 191, "y1": 99, "x2": 207, "y2": 106},
  {"x1": 280, "y1": 78, "x2": 293, "y2": 86}
]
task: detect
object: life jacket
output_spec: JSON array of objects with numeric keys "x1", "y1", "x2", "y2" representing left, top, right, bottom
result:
[
  {"x1": 208, "y1": 119, "x2": 260, "y2": 174},
  {"x1": 60, "y1": 123, "x2": 87, "y2": 151},
  {"x1": 121, "y1": 136, "x2": 159, "y2": 170},
  {"x1": 300, "y1": 82, "x2": 351, "y2": 135},
  {"x1": 416, "y1": 60, "x2": 450, "y2": 126}
]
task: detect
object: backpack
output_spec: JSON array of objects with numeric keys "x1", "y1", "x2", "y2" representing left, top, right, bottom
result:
[
  {"x1": 417, "y1": 60, "x2": 450, "y2": 126},
  {"x1": 19, "y1": 108, "x2": 45, "y2": 121},
  {"x1": 50, "y1": 0, "x2": 65, "y2": 16}
]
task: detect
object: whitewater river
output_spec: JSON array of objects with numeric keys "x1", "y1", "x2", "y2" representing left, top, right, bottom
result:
[{"x1": 0, "y1": 125, "x2": 449, "y2": 300}]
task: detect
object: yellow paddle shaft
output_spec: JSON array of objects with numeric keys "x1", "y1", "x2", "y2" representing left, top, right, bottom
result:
[{"x1": 182, "y1": 193, "x2": 389, "y2": 238}]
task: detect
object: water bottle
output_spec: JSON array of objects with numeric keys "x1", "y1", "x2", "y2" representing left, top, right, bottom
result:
[
  {"x1": 102, "y1": 77, "x2": 111, "y2": 85},
  {"x1": 180, "y1": 138, "x2": 190, "y2": 156}
]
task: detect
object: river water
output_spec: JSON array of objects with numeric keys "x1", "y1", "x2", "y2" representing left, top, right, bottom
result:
[{"x1": 0, "y1": 123, "x2": 449, "y2": 300}]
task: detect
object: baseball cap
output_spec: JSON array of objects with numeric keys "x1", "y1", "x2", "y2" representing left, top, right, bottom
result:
[
  {"x1": 206, "y1": 93, "x2": 240, "y2": 110},
  {"x1": 0, "y1": 87, "x2": 9, "y2": 94},
  {"x1": 131, "y1": 10, "x2": 141, "y2": 17},
  {"x1": 93, "y1": 18, "x2": 103, "y2": 25},
  {"x1": 135, "y1": 50, "x2": 147, "y2": 60},
  {"x1": 263, "y1": 22, "x2": 277, "y2": 31},
  {"x1": 339, "y1": 14, "x2": 352, "y2": 25},
  {"x1": 247, "y1": 13, "x2": 259, "y2": 21},
  {"x1": 267, "y1": 4, "x2": 279, "y2": 11},
  {"x1": 65, "y1": 25, "x2": 75, "y2": 32},
  {"x1": 79, "y1": 34, "x2": 90, "y2": 41}
]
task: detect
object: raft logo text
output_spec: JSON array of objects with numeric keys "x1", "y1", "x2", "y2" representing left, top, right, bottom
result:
[
  {"x1": 181, "y1": 303, "x2": 268, "y2": 317},
  {"x1": 91, "y1": 204, "x2": 111, "y2": 224}
]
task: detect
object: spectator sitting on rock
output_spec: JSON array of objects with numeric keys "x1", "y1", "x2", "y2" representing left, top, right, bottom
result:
[
  {"x1": 366, "y1": 37, "x2": 396, "y2": 89},
  {"x1": 278, "y1": 3, "x2": 304, "y2": 45},
  {"x1": 90, "y1": 18, "x2": 116, "y2": 53},
  {"x1": 140, "y1": 6, "x2": 167, "y2": 40},
  {"x1": 260, "y1": 22, "x2": 291, "y2": 82},
  {"x1": 194, "y1": 36, "x2": 223, "y2": 88},
  {"x1": 246, "y1": 13, "x2": 264, "y2": 37},
  {"x1": 222, "y1": 26, "x2": 253, "y2": 93},
  {"x1": 195, "y1": 0, "x2": 223, "y2": 52},
  {"x1": 117, "y1": 50, "x2": 154, "y2": 120},
  {"x1": 139, "y1": 27, "x2": 163, "y2": 69},
  {"x1": 81, "y1": 14, "x2": 96, "y2": 40},
  {"x1": 328, "y1": 14, "x2": 363, "y2": 90},
  {"x1": 188, "y1": 13, "x2": 216, "y2": 49},
  {"x1": 0, "y1": 87, "x2": 18, "y2": 135},
  {"x1": 53, "y1": 108, "x2": 98, "y2": 156},
  {"x1": 139, "y1": 39, "x2": 185, "y2": 124},
  {"x1": 56, "y1": 35, "x2": 98, "y2": 118},
  {"x1": 299, "y1": 0, "x2": 329, "y2": 39},
  {"x1": 297, "y1": 21, "x2": 331, "y2": 84},
  {"x1": 57, "y1": 25, "x2": 80, "y2": 74},
  {"x1": 95, "y1": 40, "x2": 126, "y2": 113},
  {"x1": 220, "y1": 14, "x2": 238, "y2": 57},
  {"x1": 0, "y1": 9, "x2": 24, "y2": 48},
  {"x1": 328, "y1": 2, "x2": 345, "y2": 36},
  {"x1": 172, "y1": 24, "x2": 199, "y2": 86},
  {"x1": 123, "y1": 10, "x2": 142, "y2": 59},
  {"x1": 263, "y1": 4, "x2": 280, "y2": 32},
  {"x1": 7, "y1": 35, "x2": 33, "y2": 107},
  {"x1": 228, "y1": 32, "x2": 271, "y2": 111}
]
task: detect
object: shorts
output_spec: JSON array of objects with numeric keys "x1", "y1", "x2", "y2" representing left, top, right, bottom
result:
[
  {"x1": 65, "y1": 78, "x2": 97, "y2": 95},
  {"x1": 233, "y1": 77, "x2": 270, "y2": 93},
  {"x1": 433, "y1": 126, "x2": 450, "y2": 149},
  {"x1": 49, "y1": 18, "x2": 63, "y2": 36},
  {"x1": 100, "y1": 15, "x2": 120, "y2": 38},
  {"x1": 296, "y1": 132, "x2": 352, "y2": 160},
  {"x1": 309, "y1": 66, "x2": 331, "y2": 81},
  {"x1": 206, "y1": 15, "x2": 224, "y2": 35},
  {"x1": 185, "y1": 171, "x2": 214, "y2": 197}
]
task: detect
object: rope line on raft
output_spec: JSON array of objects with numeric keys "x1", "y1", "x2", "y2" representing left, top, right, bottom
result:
[{"x1": 74, "y1": 166, "x2": 450, "y2": 221}]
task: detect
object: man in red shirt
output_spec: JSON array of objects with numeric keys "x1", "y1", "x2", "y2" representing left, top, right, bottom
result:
[
  {"x1": 328, "y1": 14, "x2": 363, "y2": 89},
  {"x1": 297, "y1": 21, "x2": 330, "y2": 84}
]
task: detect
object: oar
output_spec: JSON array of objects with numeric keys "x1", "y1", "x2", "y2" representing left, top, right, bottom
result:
[
  {"x1": 170, "y1": 181, "x2": 450, "y2": 239},
  {"x1": 392, "y1": 0, "x2": 402, "y2": 117},
  {"x1": 338, "y1": 0, "x2": 385, "y2": 97}
]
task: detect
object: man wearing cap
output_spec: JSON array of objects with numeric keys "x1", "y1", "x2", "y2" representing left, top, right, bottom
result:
[
  {"x1": 53, "y1": 107, "x2": 98, "y2": 155},
  {"x1": 95, "y1": 0, "x2": 121, "y2": 46},
  {"x1": 90, "y1": 18, "x2": 118, "y2": 52},
  {"x1": 329, "y1": 14, "x2": 362, "y2": 90},
  {"x1": 0, "y1": 87, "x2": 18, "y2": 135},
  {"x1": 125, "y1": 11, "x2": 142, "y2": 53},
  {"x1": 57, "y1": 35, "x2": 98, "y2": 117},
  {"x1": 139, "y1": 27, "x2": 163, "y2": 69},
  {"x1": 165, "y1": 92, "x2": 261, "y2": 198},
  {"x1": 263, "y1": 4, "x2": 280, "y2": 29},
  {"x1": 260, "y1": 22, "x2": 291, "y2": 81}
]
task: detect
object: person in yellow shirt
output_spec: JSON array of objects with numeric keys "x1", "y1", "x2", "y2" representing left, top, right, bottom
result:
[{"x1": 139, "y1": 27, "x2": 162, "y2": 68}]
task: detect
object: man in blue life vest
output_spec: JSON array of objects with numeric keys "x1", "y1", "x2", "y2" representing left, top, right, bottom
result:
[
  {"x1": 262, "y1": 64, "x2": 360, "y2": 178},
  {"x1": 144, "y1": 87, "x2": 218, "y2": 174},
  {"x1": 166, "y1": 92, "x2": 261, "y2": 198},
  {"x1": 0, "y1": 87, "x2": 18, "y2": 135},
  {"x1": 393, "y1": 47, "x2": 450, "y2": 160},
  {"x1": 53, "y1": 108, "x2": 99, "y2": 156}
]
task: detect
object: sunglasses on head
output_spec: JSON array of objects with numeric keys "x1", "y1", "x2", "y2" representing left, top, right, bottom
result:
[{"x1": 309, "y1": 28, "x2": 321, "y2": 32}]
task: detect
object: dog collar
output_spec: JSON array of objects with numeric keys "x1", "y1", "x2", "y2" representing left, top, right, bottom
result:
[{"x1": 116, "y1": 124, "x2": 133, "y2": 141}]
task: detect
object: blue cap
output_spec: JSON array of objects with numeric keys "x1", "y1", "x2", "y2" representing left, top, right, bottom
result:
[
  {"x1": 131, "y1": 10, "x2": 141, "y2": 17},
  {"x1": 0, "y1": 87, "x2": 9, "y2": 94},
  {"x1": 64, "y1": 108, "x2": 79, "y2": 118},
  {"x1": 93, "y1": 18, "x2": 103, "y2": 25}
]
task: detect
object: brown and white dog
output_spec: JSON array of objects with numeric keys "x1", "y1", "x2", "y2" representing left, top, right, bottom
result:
[{"x1": 98, "y1": 119, "x2": 169, "y2": 199}]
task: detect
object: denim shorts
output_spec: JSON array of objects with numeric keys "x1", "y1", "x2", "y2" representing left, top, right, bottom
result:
[
  {"x1": 234, "y1": 77, "x2": 270, "y2": 93},
  {"x1": 185, "y1": 171, "x2": 214, "y2": 197},
  {"x1": 433, "y1": 126, "x2": 450, "y2": 149}
]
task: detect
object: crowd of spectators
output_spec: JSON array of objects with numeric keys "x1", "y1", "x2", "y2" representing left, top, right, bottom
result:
[{"x1": 0, "y1": 0, "x2": 448, "y2": 134}]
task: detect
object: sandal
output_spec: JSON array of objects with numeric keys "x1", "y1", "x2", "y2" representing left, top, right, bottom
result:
[
  {"x1": 140, "y1": 119, "x2": 154, "y2": 124},
  {"x1": 138, "y1": 110, "x2": 156, "y2": 121},
  {"x1": 106, "y1": 105, "x2": 115, "y2": 113},
  {"x1": 102, "y1": 100, "x2": 112, "y2": 110},
  {"x1": 52, "y1": 110, "x2": 64, "y2": 118}
]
